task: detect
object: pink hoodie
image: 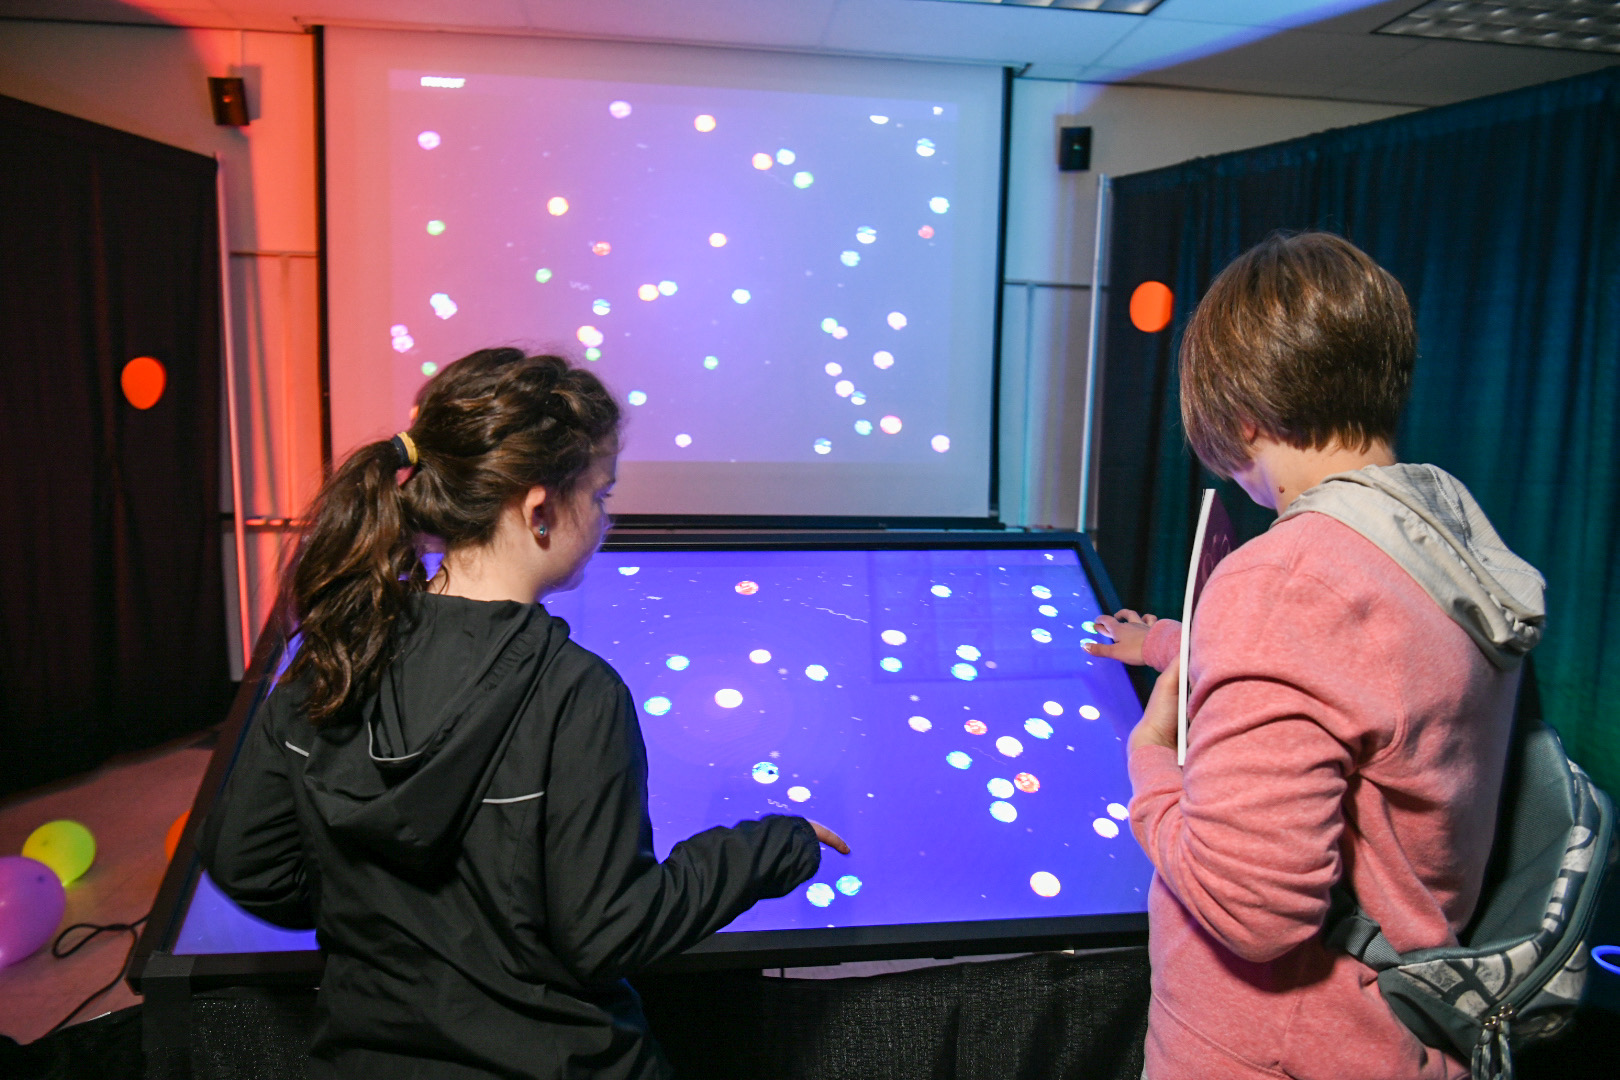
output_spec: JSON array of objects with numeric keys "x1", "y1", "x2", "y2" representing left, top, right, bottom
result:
[{"x1": 1129, "y1": 511, "x2": 1520, "y2": 1080}]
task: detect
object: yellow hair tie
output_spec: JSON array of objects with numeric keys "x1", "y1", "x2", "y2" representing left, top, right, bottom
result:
[{"x1": 393, "y1": 431, "x2": 419, "y2": 468}]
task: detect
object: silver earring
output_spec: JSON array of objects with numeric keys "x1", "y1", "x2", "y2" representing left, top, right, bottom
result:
[{"x1": 535, "y1": 523, "x2": 548, "y2": 538}]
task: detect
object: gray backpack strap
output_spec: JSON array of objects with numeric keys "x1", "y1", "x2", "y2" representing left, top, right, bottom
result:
[{"x1": 1324, "y1": 895, "x2": 1404, "y2": 971}]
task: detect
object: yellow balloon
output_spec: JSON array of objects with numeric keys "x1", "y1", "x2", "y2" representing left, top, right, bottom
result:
[{"x1": 22, "y1": 820, "x2": 95, "y2": 885}]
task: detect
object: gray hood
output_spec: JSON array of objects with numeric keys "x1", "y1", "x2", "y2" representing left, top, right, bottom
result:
[{"x1": 1276, "y1": 463, "x2": 1545, "y2": 669}]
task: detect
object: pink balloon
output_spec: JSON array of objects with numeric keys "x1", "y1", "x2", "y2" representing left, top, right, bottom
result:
[{"x1": 0, "y1": 855, "x2": 67, "y2": 968}]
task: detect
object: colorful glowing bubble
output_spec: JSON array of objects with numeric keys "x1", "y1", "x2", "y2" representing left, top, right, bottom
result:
[
  {"x1": 1130, "y1": 281, "x2": 1174, "y2": 333},
  {"x1": 951, "y1": 662, "x2": 977, "y2": 682},
  {"x1": 805, "y1": 664, "x2": 829, "y2": 682},
  {"x1": 881, "y1": 629, "x2": 908, "y2": 646},
  {"x1": 834, "y1": 380, "x2": 854, "y2": 397},
  {"x1": 814, "y1": 438, "x2": 832, "y2": 455},
  {"x1": 880, "y1": 415, "x2": 902, "y2": 434},
  {"x1": 708, "y1": 232, "x2": 728, "y2": 248},
  {"x1": 887, "y1": 311, "x2": 908, "y2": 330},
  {"x1": 704, "y1": 355, "x2": 719, "y2": 369},
  {"x1": 854, "y1": 420, "x2": 873, "y2": 435},
  {"x1": 856, "y1": 227, "x2": 876, "y2": 244},
  {"x1": 1108, "y1": 802, "x2": 1130, "y2": 821},
  {"x1": 1033, "y1": 587, "x2": 1054, "y2": 600},
  {"x1": 644, "y1": 696, "x2": 672, "y2": 716},
  {"x1": 931, "y1": 584, "x2": 952, "y2": 598},
  {"x1": 956, "y1": 645, "x2": 981, "y2": 661},
  {"x1": 585, "y1": 348, "x2": 602, "y2": 362},
  {"x1": 749, "y1": 649, "x2": 772, "y2": 664},
  {"x1": 666, "y1": 655, "x2": 690, "y2": 671},
  {"x1": 873, "y1": 350, "x2": 895, "y2": 369},
  {"x1": 825, "y1": 362, "x2": 844, "y2": 376},
  {"x1": 807, "y1": 882, "x2": 834, "y2": 907},
  {"x1": 658, "y1": 280, "x2": 677, "y2": 296},
  {"x1": 391, "y1": 323, "x2": 407, "y2": 336},
  {"x1": 930, "y1": 197, "x2": 950, "y2": 214},
  {"x1": 429, "y1": 293, "x2": 458, "y2": 319},
  {"x1": 392, "y1": 335, "x2": 414, "y2": 354},
  {"x1": 1031, "y1": 871, "x2": 1062, "y2": 898},
  {"x1": 996, "y1": 736, "x2": 1024, "y2": 758},
  {"x1": 1079, "y1": 705, "x2": 1101, "y2": 721},
  {"x1": 637, "y1": 284, "x2": 659, "y2": 302},
  {"x1": 426, "y1": 219, "x2": 445, "y2": 236},
  {"x1": 674, "y1": 433, "x2": 693, "y2": 448},
  {"x1": 909, "y1": 716, "x2": 933, "y2": 732},
  {"x1": 916, "y1": 138, "x2": 936, "y2": 157},
  {"x1": 833, "y1": 327, "x2": 849, "y2": 340},
  {"x1": 716, "y1": 689, "x2": 744, "y2": 709},
  {"x1": 821, "y1": 317, "x2": 839, "y2": 334},
  {"x1": 869, "y1": 114, "x2": 889, "y2": 124},
  {"x1": 751, "y1": 761, "x2": 779, "y2": 783},
  {"x1": 732, "y1": 289, "x2": 751, "y2": 304},
  {"x1": 1039, "y1": 605, "x2": 1059, "y2": 618},
  {"x1": 735, "y1": 580, "x2": 759, "y2": 595},
  {"x1": 1025, "y1": 718, "x2": 1054, "y2": 739},
  {"x1": 1031, "y1": 628, "x2": 1053, "y2": 643},
  {"x1": 850, "y1": 391, "x2": 866, "y2": 406},
  {"x1": 547, "y1": 196, "x2": 569, "y2": 216},
  {"x1": 934, "y1": 106, "x2": 945, "y2": 115},
  {"x1": 836, "y1": 875, "x2": 862, "y2": 896},
  {"x1": 1082, "y1": 621, "x2": 1099, "y2": 634},
  {"x1": 880, "y1": 657, "x2": 902, "y2": 672},
  {"x1": 592, "y1": 298, "x2": 612, "y2": 316},
  {"x1": 1093, "y1": 818, "x2": 1120, "y2": 839},
  {"x1": 752, "y1": 152, "x2": 774, "y2": 170},
  {"x1": 421, "y1": 362, "x2": 438, "y2": 376},
  {"x1": 841, "y1": 251, "x2": 861, "y2": 267},
  {"x1": 919, "y1": 225, "x2": 935, "y2": 239},
  {"x1": 626, "y1": 390, "x2": 647, "y2": 406},
  {"x1": 989, "y1": 800, "x2": 1017, "y2": 823},
  {"x1": 694, "y1": 114, "x2": 717, "y2": 132},
  {"x1": 535, "y1": 268, "x2": 553, "y2": 283},
  {"x1": 964, "y1": 719, "x2": 986, "y2": 735},
  {"x1": 931, "y1": 435, "x2": 951, "y2": 453},
  {"x1": 988, "y1": 777, "x2": 1015, "y2": 799},
  {"x1": 417, "y1": 130, "x2": 441, "y2": 150},
  {"x1": 793, "y1": 172, "x2": 814, "y2": 188},
  {"x1": 592, "y1": 241, "x2": 612, "y2": 256},
  {"x1": 608, "y1": 100, "x2": 632, "y2": 118},
  {"x1": 788, "y1": 786, "x2": 811, "y2": 802},
  {"x1": 577, "y1": 325, "x2": 604, "y2": 348},
  {"x1": 946, "y1": 751, "x2": 973, "y2": 770},
  {"x1": 619, "y1": 566, "x2": 640, "y2": 576},
  {"x1": 1014, "y1": 772, "x2": 1040, "y2": 794}
]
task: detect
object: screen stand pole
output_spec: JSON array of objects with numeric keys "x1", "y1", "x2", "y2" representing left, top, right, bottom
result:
[
  {"x1": 1077, "y1": 174, "x2": 1111, "y2": 537},
  {"x1": 217, "y1": 155, "x2": 253, "y2": 672}
]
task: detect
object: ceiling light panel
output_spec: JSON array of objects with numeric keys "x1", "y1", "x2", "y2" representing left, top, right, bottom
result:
[
  {"x1": 1379, "y1": 1, "x2": 1620, "y2": 54},
  {"x1": 917, "y1": 0, "x2": 1165, "y2": 13}
]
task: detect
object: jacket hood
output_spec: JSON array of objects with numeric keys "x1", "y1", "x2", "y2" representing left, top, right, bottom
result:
[
  {"x1": 300, "y1": 595, "x2": 564, "y2": 874},
  {"x1": 1276, "y1": 463, "x2": 1545, "y2": 670}
]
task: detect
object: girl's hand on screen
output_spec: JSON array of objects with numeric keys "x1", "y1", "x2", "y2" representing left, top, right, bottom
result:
[
  {"x1": 807, "y1": 820, "x2": 851, "y2": 855},
  {"x1": 1084, "y1": 610, "x2": 1158, "y2": 665},
  {"x1": 1128, "y1": 656, "x2": 1180, "y2": 755}
]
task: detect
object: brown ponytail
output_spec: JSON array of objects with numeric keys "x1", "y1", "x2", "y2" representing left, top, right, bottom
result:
[{"x1": 279, "y1": 348, "x2": 620, "y2": 722}]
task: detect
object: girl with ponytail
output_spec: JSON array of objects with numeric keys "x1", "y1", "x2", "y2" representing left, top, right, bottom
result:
[{"x1": 200, "y1": 348, "x2": 847, "y2": 1080}]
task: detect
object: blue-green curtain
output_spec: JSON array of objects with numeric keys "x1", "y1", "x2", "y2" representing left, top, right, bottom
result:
[{"x1": 1095, "y1": 67, "x2": 1620, "y2": 792}]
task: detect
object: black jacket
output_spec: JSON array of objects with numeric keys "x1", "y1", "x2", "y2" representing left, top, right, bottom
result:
[{"x1": 199, "y1": 593, "x2": 820, "y2": 1079}]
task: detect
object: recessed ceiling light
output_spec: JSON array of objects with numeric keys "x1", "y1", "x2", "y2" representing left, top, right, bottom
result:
[
  {"x1": 916, "y1": 0, "x2": 1165, "y2": 13},
  {"x1": 1379, "y1": 1, "x2": 1620, "y2": 55}
]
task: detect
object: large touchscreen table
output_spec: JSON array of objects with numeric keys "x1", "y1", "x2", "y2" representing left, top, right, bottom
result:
[{"x1": 169, "y1": 536, "x2": 1151, "y2": 967}]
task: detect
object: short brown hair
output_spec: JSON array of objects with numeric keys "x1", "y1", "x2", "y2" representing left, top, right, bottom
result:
[{"x1": 1179, "y1": 231, "x2": 1414, "y2": 478}]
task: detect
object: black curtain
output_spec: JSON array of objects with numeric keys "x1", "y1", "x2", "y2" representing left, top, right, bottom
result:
[
  {"x1": 1096, "y1": 67, "x2": 1620, "y2": 793},
  {"x1": 0, "y1": 95, "x2": 232, "y2": 798}
]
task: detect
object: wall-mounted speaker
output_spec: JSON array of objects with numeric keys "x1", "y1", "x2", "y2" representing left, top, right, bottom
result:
[
  {"x1": 208, "y1": 77, "x2": 249, "y2": 127},
  {"x1": 1059, "y1": 126, "x2": 1092, "y2": 172}
]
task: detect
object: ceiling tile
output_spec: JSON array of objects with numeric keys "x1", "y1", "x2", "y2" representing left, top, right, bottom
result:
[
  {"x1": 1091, "y1": 15, "x2": 1271, "y2": 69},
  {"x1": 819, "y1": 0, "x2": 1140, "y2": 65},
  {"x1": 1111, "y1": 26, "x2": 1424, "y2": 93},
  {"x1": 514, "y1": 0, "x2": 839, "y2": 49},
  {"x1": 1338, "y1": 37, "x2": 1620, "y2": 102},
  {"x1": 1149, "y1": 0, "x2": 1401, "y2": 32}
]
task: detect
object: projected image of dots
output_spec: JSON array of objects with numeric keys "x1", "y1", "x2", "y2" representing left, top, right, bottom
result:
[
  {"x1": 708, "y1": 232, "x2": 728, "y2": 248},
  {"x1": 732, "y1": 289, "x2": 751, "y2": 304},
  {"x1": 870, "y1": 114, "x2": 890, "y2": 124},
  {"x1": 836, "y1": 875, "x2": 862, "y2": 896},
  {"x1": 806, "y1": 882, "x2": 834, "y2": 907},
  {"x1": 749, "y1": 649, "x2": 772, "y2": 664},
  {"x1": 694, "y1": 114, "x2": 717, "y2": 132},
  {"x1": 426, "y1": 219, "x2": 446, "y2": 235},
  {"x1": 1031, "y1": 585, "x2": 1053, "y2": 599},
  {"x1": 919, "y1": 225, "x2": 936, "y2": 239},
  {"x1": 608, "y1": 100, "x2": 632, "y2": 119},
  {"x1": 776, "y1": 148, "x2": 796, "y2": 165},
  {"x1": 996, "y1": 736, "x2": 1024, "y2": 758},
  {"x1": 535, "y1": 268, "x2": 553, "y2": 283},
  {"x1": 931, "y1": 584, "x2": 952, "y2": 597},
  {"x1": 988, "y1": 777, "x2": 1015, "y2": 799},
  {"x1": 430, "y1": 293, "x2": 458, "y2": 319},
  {"x1": 964, "y1": 719, "x2": 986, "y2": 735},
  {"x1": 1079, "y1": 705, "x2": 1101, "y2": 721},
  {"x1": 391, "y1": 325, "x2": 415, "y2": 353},
  {"x1": 951, "y1": 662, "x2": 977, "y2": 682},
  {"x1": 592, "y1": 241, "x2": 612, "y2": 256},
  {"x1": 716, "y1": 689, "x2": 744, "y2": 709},
  {"x1": 814, "y1": 438, "x2": 832, "y2": 455},
  {"x1": 703, "y1": 355, "x2": 719, "y2": 369},
  {"x1": 585, "y1": 348, "x2": 602, "y2": 361},
  {"x1": 1039, "y1": 605, "x2": 1058, "y2": 617},
  {"x1": 619, "y1": 566, "x2": 640, "y2": 576},
  {"x1": 873, "y1": 351, "x2": 895, "y2": 369},
  {"x1": 638, "y1": 284, "x2": 659, "y2": 302},
  {"x1": 930, "y1": 197, "x2": 950, "y2": 214},
  {"x1": 1014, "y1": 772, "x2": 1039, "y2": 794},
  {"x1": 821, "y1": 317, "x2": 839, "y2": 334},
  {"x1": 916, "y1": 138, "x2": 936, "y2": 157},
  {"x1": 626, "y1": 390, "x2": 647, "y2": 407},
  {"x1": 880, "y1": 657, "x2": 902, "y2": 672},
  {"x1": 887, "y1": 312, "x2": 908, "y2": 330},
  {"x1": 1030, "y1": 872, "x2": 1062, "y2": 898},
  {"x1": 880, "y1": 415, "x2": 903, "y2": 435},
  {"x1": 957, "y1": 645, "x2": 981, "y2": 661},
  {"x1": 592, "y1": 298, "x2": 612, "y2": 315},
  {"x1": 674, "y1": 433, "x2": 693, "y2": 448},
  {"x1": 946, "y1": 751, "x2": 972, "y2": 769},
  {"x1": 825, "y1": 362, "x2": 844, "y2": 376},
  {"x1": 849, "y1": 389, "x2": 864, "y2": 403},
  {"x1": 854, "y1": 420, "x2": 873, "y2": 435},
  {"x1": 805, "y1": 664, "x2": 829, "y2": 681},
  {"x1": 856, "y1": 227, "x2": 876, "y2": 244},
  {"x1": 752, "y1": 152, "x2": 773, "y2": 170},
  {"x1": 931, "y1": 435, "x2": 951, "y2": 453},
  {"x1": 909, "y1": 716, "x2": 932, "y2": 732},
  {"x1": 1094, "y1": 818, "x2": 1120, "y2": 839},
  {"x1": 420, "y1": 362, "x2": 438, "y2": 376},
  {"x1": 788, "y1": 786, "x2": 811, "y2": 802},
  {"x1": 881, "y1": 630, "x2": 907, "y2": 646},
  {"x1": 577, "y1": 326, "x2": 604, "y2": 348},
  {"x1": 417, "y1": 131, "x2": 441, "y2": 150},
  {"x1": 1108, "y1": 802, "x2": 1129, "y2": 820},
  {"x1": 793, "y1": 172, "x2": 814, "y2": 188},
  {"x1": 658, "y1": 281, "x2": 678, "y2": 296},
  {"x1": 547, "y1": 196, "x2": 569, "y2": 216},
  {"x1": 841, "y1": 251, "x2": 861, "y2": 267},
  {"x1": 664, "y1": 655, "x2": 690, "y2": 671},
  {"x1": 834, "y1": 380, "x2": 854, "y2": 398},
  {"x1": 1025, "y1": 718, "x2": 1054, "y2": 739},
  {"x1": 1031, "y1": 628, "x2": 1053, "y2": 644},
  {"x1": 1082, "y1": 621, "x2": 1098, "y2": 634},
  {"x1": 990, "y1": 801, "x2": 1017, "y2": 823},
  {"x1": 644, "y1": 696, "x2": 672, "y2": 716},
  {"x1": 749, "y1": 761, "x2": 780, "y2": 784},
  {"x1": 735, "y1": 580, "x2": 759, "y2": 595}
]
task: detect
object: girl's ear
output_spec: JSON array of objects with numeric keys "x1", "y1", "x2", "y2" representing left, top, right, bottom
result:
[{"x1": 522, "y1": 485, "x2": 549, "y2": 531}]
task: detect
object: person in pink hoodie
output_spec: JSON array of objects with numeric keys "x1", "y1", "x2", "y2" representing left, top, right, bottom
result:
[{"x1": 1087, "y1": 232, "x2": 1546, "y2": 1080}]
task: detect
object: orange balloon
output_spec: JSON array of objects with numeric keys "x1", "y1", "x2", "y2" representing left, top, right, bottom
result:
[
  {"x1": 122, "y1": 356, "x2": 167, "y2": 409},
  {"x1": 164, "y1": 810, "x2": 190, "y2": 862},
  {"x1": 1129, "y1": 281, "x2": 1174, "y2": 333}
]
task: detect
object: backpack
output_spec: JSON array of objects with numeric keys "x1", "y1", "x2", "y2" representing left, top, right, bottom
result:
[{"x1": 1325, "y1": 705, "x2": 1617, "y2": 1080}]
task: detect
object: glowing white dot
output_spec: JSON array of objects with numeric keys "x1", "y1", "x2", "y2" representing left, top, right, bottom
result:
[
  {"x1": 946, "y1": 751, "x2": 972, "y2": 769},
  {"x1": 547, "y1": 196, "x2": 569, "y2": 216},
  {"x1": 674, "y1": 433, "x2": 693, "y2": 448},
  {"x1": 576, "y1": 325, "x2": 604, "y2": 348},
  {"x1": 956, "y1": 645, "x2": 981, "y2": 661},
  {"x1": 934, "y1": 106, "x2": 944, "y2": 115},
  {"x1": 951, "y1": 662, "x2": 977, "y2": 681},
  {"x1": 1025, "y1": 718, "x2": 1054, "y2": 739},
  {"x1": 909, "y1": 716, "x2": 933, "y2": 732},
  {"x1": 1030, "y1": 872, "x2": 1062, "y2": 898},
  {"x1": 618, "y1": 566, "x2": 640, "y2": 576},
  {"x1": 535, "y1": 268, "x2": 553, "y2": 284},
  {"x1": 987, "y1": 777, "x2": 1014, "y2": 799},
  {"x1": 996, "y1": 736, "x2": 1024, "y2": 758},
  {"x1": 931, "y1": 585, "x2": 952, "y2": 598},
  {"x1": 608, "y1": 100, "x2": 632, "y2": 119},
  {"x1": 880, "y1": 415, "x2": 902, "y2": 435},
  {"x1": 627, "y1": 390, "x2": 647, "y2": 406},
  {"x1": 1039, "y1": 701, "x2": 1061, "y2": 718},
  {"x1": 849, "y1": 391, "x2": 866, "y2": 406},
  {"x1": 788, "y1": 786, "x2": 811, "y2": 802},
  {"x1": 832, "y1": 326, "x2": 849, "y2": 340},
  {"x1": 715, "y1": 688, "x2": 744, "y2": 709},
  {"x1": 929, "y1": 196, "x2": 950, "y2": 214},
  {"x1": 854, "y1": 419, "x2": 873, "y2": 435},
  {"x1": 1082, "y1": 621, "x2": 1097, "y2": 633},
  {"x1": 1030, "y1": 628, "x2": 1052, "y2": 643},
  {"x1": 420, "y1": 361, "x2": 436, "y2": 375},
  {"x1": 644, "y1": 696, "x2": 672, "y2": 716},
  {"x1": 814, "y1": 438, "x2": 832, "y2": 455},
  {"x1": 1079, "y1": 705, "x2": 1101, "y2": 720},
  {"x1": 392, "y1": 335, "x2": 414, "y2": 354},
  {"x1": 390, "y1": 324, "x2": 408, "y2": 337},
  {"x1": 834, "y1": 380, "x2": 854, "y2": 398},
  {"x1": 856, "y1": 226, "x2": 876, "y2": 244},
  {"x1": 836, "y1": 875, "x2": 862, "y2": 896},
  {"x1": 825, "y1": 362, "x2": 844, "y2": 376},
  {"x1": 1039, "y1": 604, "x2": 1058, "y2": 617},
  {"x1": 417, "y1": 131, "x2": 441, "y2": 150},
  {"x1": 709, "y1": 232, "x2": 727, "y2": 248},
  {"x1": 666, "y1": 655, "x2": 689, "y2": 670},
  {"x1": 869, "y1": 115, "x2": 890, "y2": 124},
  {"x1": 887, "y1": 311, "x2": 908, "y2": 330},
  {"x1": 879, "y1": 656, "x2": 902, "y2": 673},
  {"x1": 1031, "y1": 585, "x2": 1053, "y2": 599},
  {"x1": 749, "y1": 649, "x2": 772, "y2": 664},
  {"x1": 704, "y1": 356, "x2": 719, "y2": 370},
  {"x1": 916, "y1": 138, "x2": 936, "y2": 157},
  {"x1": 881, "y1": 630, "x2": 908, "y2": 646},
  {"x1": 592, "y1": 299, "x2": 612, "y2": 316},
  {"x1": 841, "y1": 251, "x2": 861, "y2": 267},
  {"x1": 805, "y1": 664, "x2": 829, "y2": 682},
  {"x1": 776, "y1": 148, "x2": 796, "y2": 165},
  {"x1": 793, "y1": 171, "x2": 813, "y2": 189},
  {"x1": 731, "y1": 289, "x2": 751, "y2": 304},
  {"x1": 821, "y1": 317, "x2": 840, "y2": 334},
  {"x1": 1093, "y1": 818, "x2": 1120, "y2": 839},
  {"x1": 694, "y1": 114, "x2": 717, "y2": 132},
  {"x1": 989, "y1": 800, "x2": 1017, "y2": 823},
  {"x1": 806, "y1": 882, "x2": 834, "y2": 906},
  {"x1": 752, "y1": 761, "x2": 780, "y2": 783},
  {"x1": 658, "y1": 280, "x2": 678, "y2": 296},
  {"x1": 873, "y1": 351, "x2": 895, "y2": 369},
  {"x1": 931, "y1": 435, "x2": 951, "y2": 453},
  {"x1": 430, "y1": 293, "x2": 458, "y2": 319},
  {"x1": 1108, "y1": 802, "x2": 1130, "y2": 821},
  {"x1": 752, "y1": 152, "x2": 773, "y2": 170}
]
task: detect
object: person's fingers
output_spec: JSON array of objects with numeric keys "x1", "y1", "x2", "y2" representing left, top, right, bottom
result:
[
  {"x1": 1083, "y1": 640, "x2": 1124, "y2": 658},
  {"x1": 807, "y1": 820, "x2": 851, "y2": 855},
  {"x1": 1114, "y1": 609, "x2": 1142, "y2": 623},
  {"x1": 1142, "y1": 614, "x2": 1158, "y2": 625},
  {"x1": 1094, "y1": 615, "x2": 1120, "y2": 639}
]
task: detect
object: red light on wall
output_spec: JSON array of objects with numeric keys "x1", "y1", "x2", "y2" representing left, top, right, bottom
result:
[
  {"x1": 121, "y1": 356, "x2": 167, "y2": 409},
  {"x1": 1129, "y1": 281, "x2": 1174, "y2": 333}
]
